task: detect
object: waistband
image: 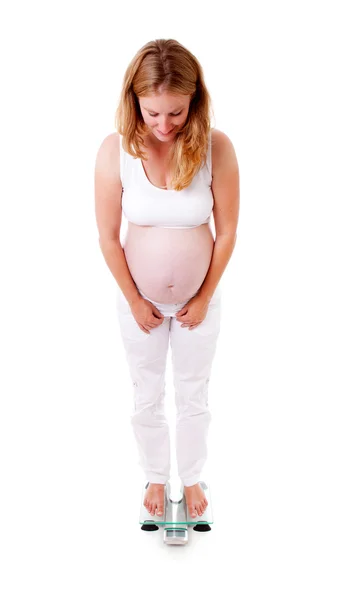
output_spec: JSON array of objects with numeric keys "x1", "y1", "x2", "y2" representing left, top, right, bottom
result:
[
  {"x1": 138, "y1": 285, "x2": 221, "y2": 317},
  {"x1": 116, "y1": 284, "x2": 221, "y2": 317},
  {"x1": 138, "y1": 290, "x2": 198, "y2": 317}
]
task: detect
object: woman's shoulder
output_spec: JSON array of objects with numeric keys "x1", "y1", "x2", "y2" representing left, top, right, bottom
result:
[
  {"x1": 211, "y1": 128, "x2": 234, "y2": 149},
  {"x1": 210, "y1": 128, "x2": 236, "y2": 168},
  {"x1": 95, "y1": 132, "x2": 121, "y2": 181},
  {"x1": 97, "y1": 131, "x2": 120, "y2": 155}
]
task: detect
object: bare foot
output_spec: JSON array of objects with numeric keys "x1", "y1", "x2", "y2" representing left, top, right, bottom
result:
[
  {"x1": 143, "y1": 483, "x2": 165, "y2": 517},
  {"x1": 184, "y1": 482, "x2": 208, "y2": 518}
]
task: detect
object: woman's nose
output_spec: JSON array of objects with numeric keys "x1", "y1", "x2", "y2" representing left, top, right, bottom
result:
[{"x1": 158, "y1": 120, "x2": 172, "y2": 133}]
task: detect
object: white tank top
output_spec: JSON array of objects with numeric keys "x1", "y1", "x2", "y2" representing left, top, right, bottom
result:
[{"x1": 119, "y1": 131, "x2": 214, "y2": 229}]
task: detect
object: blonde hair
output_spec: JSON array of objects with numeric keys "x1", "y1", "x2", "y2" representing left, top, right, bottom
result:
[{"x1": 115, "y1": 39, "x2": 215, "y2": 191}]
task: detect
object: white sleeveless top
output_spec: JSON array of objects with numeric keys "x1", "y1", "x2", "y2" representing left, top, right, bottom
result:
[{"x1": 119, "y1": 131, "x2": 214, "y2": 229}]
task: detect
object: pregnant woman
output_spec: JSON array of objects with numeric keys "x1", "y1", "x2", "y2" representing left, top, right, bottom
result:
[{"x1": 94, "y1": 39, "x2": 240, "y2": 519}]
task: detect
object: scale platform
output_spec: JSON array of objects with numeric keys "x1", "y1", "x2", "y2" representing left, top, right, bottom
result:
[{"x1": 139, "y1": 480, "x2": 213, "y2": 545}]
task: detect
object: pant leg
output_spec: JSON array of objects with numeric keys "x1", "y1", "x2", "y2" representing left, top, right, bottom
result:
[
  {"x1": 169, "y1": 286, "x2": 222, "y2": 487},
  {"x1": 116, "y1": 288, "x2": 171, "y2": 484}
]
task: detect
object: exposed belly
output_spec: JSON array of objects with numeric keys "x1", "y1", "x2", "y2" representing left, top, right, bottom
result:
[{"x1": 122, "y1": 222, "x2": 215, "y2": 303}]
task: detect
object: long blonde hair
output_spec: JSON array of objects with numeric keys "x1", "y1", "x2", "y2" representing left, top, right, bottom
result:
[{"x1": 115, "y1": 39, "x2": 215, "y2": 191}]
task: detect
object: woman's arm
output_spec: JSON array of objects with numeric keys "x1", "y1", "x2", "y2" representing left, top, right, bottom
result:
[
  {"x1": 94, "y1": 133, "x2": 141, "y2": 306},
  {"x1": 196, "y1": 129, "x2": 240, "y2": 302}
]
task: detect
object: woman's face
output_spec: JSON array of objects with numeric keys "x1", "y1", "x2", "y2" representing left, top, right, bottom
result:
[{"x1": 138, "y1": 91, "x2": 191, "y2": 143}]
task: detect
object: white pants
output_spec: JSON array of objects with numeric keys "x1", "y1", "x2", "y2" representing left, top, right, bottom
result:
[{"x1": 116, "y1": 285, "x2": 222, "y2": 487}]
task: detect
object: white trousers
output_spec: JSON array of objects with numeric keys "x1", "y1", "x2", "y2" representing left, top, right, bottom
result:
[{"x1": 116, "y1": 285, "x2": 222, "y2": 487}]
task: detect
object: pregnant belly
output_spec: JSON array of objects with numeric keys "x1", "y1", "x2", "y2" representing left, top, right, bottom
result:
[{"x1": 122, "y1": 223, "x2": 215, "y2": 303}]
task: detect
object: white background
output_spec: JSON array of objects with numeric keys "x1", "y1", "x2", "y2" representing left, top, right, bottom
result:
[{"x1": 1, "y1": 0, "x2": 337, "y2": 598}]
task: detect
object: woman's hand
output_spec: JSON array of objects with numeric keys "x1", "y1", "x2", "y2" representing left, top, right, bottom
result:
[
  {"x1": 175, "y1": 295, "x2": 209, "y2": 330},
  {"x1": 130, "y1": 297, "x2": 164, "y2": 334}
]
